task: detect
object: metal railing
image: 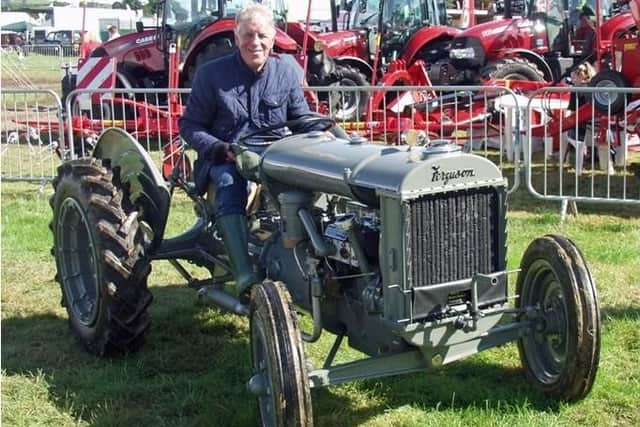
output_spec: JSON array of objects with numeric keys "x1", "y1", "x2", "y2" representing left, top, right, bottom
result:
[
  {"x1": 0, "y1": 89, "x2": 64, "y2": 181},
  {"x1": 2, "y1": 84, "x2": 638, "y2": 211},
  {"x1": 1, "y1": 44, "x2": 79, "y2": 67},
  {"x1": 523, "y1": 85, "x2": 640, "y2": 207}
]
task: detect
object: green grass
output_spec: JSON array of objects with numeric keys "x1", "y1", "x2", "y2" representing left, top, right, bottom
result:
[
  {"x1": 2, "y1": 180, "x2": 639, "y2": 426},
  {"x1": 1, "y1": 50, "x2": 75, "y2": 92}
]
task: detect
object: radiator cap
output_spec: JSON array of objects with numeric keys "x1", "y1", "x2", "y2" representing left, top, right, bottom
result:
[
  {"x1": 421, "y1": 140, "x2": 462, "y2": 157},
  {"x1": 348, "y1": 133, "x2": 367, "y2": 144}
]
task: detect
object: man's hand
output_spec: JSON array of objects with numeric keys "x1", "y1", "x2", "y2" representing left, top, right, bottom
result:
[
  {"x1": 225, "y1": 149, "x2": 236, "y2": 162},
  {"x1": 208, "y1": 141, "x2": 232, "y2": 165}
]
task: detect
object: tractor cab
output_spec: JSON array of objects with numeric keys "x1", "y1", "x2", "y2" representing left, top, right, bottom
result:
[
  {"x1": 159, "y1": 0, "x2": 229, "y2": 62},
  {"x1": 346, "y1": 0, "x2": 449, "y2": 67}
]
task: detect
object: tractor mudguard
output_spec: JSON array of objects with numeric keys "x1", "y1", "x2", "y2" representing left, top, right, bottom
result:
[
  {"x1": 334, "y1": 56, "x2": 374, "y2": 79},
  {"x1": 401, "y1": 26, "x2": 460, "y2": 65},
  {"x1": 92, "y1": 127, "x2": 171, "y2": 247}
]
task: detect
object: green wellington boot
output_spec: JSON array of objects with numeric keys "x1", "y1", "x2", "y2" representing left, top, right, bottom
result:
[{"x1": 216, "y1": 214, "x2": 259, "y2": 297}]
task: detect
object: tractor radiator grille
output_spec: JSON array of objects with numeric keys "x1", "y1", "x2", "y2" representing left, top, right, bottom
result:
[{"x1": 407, "y1": 187, "x2": 501, "y2": 287}]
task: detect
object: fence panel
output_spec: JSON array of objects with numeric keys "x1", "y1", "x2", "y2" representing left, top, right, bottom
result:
[
  {"x1": 1, "y1": 89, "x2": 64, "y2": 181},
  {"x1": 4, "y1": 82, "x2": 639, "y2": 214},
  {"x1": 524, "y1": 85, "x2": 640, "y2": 207}
]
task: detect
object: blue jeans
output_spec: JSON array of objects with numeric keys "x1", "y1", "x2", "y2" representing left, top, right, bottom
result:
[{"x1": 208, "y1": 162, "x2": 248, "y2": 217}]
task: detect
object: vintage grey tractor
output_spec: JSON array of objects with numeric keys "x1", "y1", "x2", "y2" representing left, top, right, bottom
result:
[{"x1": 50, "y1": 119, "x2": 601, "y2": 426}]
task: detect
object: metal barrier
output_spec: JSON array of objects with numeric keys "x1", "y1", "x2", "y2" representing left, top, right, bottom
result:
[
  {"x1": 64, "y1": 88, "x2": 189, "y2": 170},
  {"x1": 4, "y1": 84, "x2": 639, "y2": 212},
  {"x1": 1, "y1": 44, "x2": 79, "y2": 68},
  {"x1": 524, "y1": 85, "x2": 640, "y2": 207},
  {"x1": 0, "y1": 89, "x2": 64, "y2": 181}
]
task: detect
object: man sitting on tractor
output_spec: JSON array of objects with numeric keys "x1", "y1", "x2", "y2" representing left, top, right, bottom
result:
[{"x1": 179, "y1": 3, "x2": 324, "y2": 299}]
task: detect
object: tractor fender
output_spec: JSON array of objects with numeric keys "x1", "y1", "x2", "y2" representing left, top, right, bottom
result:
[
  {"x1": 498, "y1": 49, "x2": 553, "y2": 82},
  {"x1": 112, "y1": 63, "x2": 144, "y2": 91},
  {"x1": 114, "y1": 69, "x2": 135, "y2": 89},
  {"x1": 401, "y1": 26, "x2": 459, "y2": 65},
  {"x1": 182, "y1": 31, "x2": 236, "y2": 83},
  {"x1": 334, "y1": 56, "x2": 374, "y2": 80},
  {"x1": 600, "y1": 12, "x2": 636, "y2": 42},
  {"x1": 93, "y1": 127, "x2": 171, "y2": 246}
]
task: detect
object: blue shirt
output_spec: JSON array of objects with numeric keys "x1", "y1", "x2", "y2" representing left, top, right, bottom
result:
[{"x1": 179, "y1": 51, "x2": 311, "y2": 158}]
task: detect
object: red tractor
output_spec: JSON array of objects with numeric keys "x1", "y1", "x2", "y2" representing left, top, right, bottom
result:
[
  {"x1": 436, "y1": 0, "x2": 637, "y2": 84},
  {"x1": 61, "y1": 0, "x2": 328, "y2": 118},
  {"x1": 279, "y1": 0, "x2": 460, "y2": 117},
  {"x1": 526, "y1": 0, "x2": 640, "y2": 173}
]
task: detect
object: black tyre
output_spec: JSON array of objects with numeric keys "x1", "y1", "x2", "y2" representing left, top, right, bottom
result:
[
  {"x1": 590, "y1": 70, "x2": 629, "y2": 115},
  {"x1": 481, "y1": 58, "x2": 545, "y2": 82},
  {"x1": 328, "y1": 66, "x2": 369, "y2": 121},
  {"x1": 50, "y1": 158, "x2": 152, "y2": 356},
  {"x1": 186, "y1": 37, "x2": 235, "y2": 87},
  {"x1": 250, "y1": 280, "x2": 313, "y2": 426},
  {"x1": 516, "y1": 234, "x2": 600, "y2": 401}
]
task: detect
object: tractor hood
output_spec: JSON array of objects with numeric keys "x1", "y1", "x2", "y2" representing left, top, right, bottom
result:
[
  {"x1": 453, "y1": 17, "x2": 528, "y2": 41},
  {"x1": 448, "y1": 17, "x2": 535, "y2": 66},
  {"x1": 283, "y1": 22, "x2": 363, "y2": 58},
  {"x1": 260, "y1": 132, "x2": 506, "y2": 206}
]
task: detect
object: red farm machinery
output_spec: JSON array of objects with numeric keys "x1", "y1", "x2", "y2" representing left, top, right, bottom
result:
[{"x1": 437, "y1": 0, "x2": 637, "y2": 85}]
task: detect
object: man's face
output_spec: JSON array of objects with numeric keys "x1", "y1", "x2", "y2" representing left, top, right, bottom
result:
[{"x1": 235, "y1": 17, "x2": 275, "y2": 72}]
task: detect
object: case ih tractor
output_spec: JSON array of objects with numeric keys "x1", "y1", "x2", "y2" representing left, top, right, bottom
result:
[
  {"x1": 436, "y1": 0, "x2": 637, "y2": 84},
  {"x1": 279, "y1": 0, "x2": 459, "y2": 117},
  {"x1": 285, "y1": 0, "x2": 458, "y2": 79},
  {"x1": 62, "y1": 0, "x2": 348, "y2": 118},
  {"x1": 50, "y1": 120, "x2": 601, "y2": 425}
]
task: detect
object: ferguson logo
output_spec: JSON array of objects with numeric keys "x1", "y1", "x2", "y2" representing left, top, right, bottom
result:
[{"x1": 431, "y1": 165, "x2": 475, "y2": 185}]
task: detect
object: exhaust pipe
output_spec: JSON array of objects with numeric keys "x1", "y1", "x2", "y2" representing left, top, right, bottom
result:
[{"x1": 197, "y1": 287, "x2": 249, "y2": 317}]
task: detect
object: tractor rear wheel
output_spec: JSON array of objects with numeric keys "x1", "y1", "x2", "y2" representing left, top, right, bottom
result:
[
  {"x1": 186, "y1": 37, "x2": 235, "y2": 87},
  {"x1": 50, "y1": 158, "x2": 152, "y2": 356},
  {"x1": 516, "y1": 234, "x2": 600, "y2": 401},
  {"x1": 590, "y1": 70, "x2": 629, "y2": 115},
  {"x1": 481, "y1": 58, "x2": 545, "y2": 82},
  {"x1": 249, "y1": 280, "x2": 313, "y2": 426},
  {"x1": 329, "y1": 66, "x2": 369, "y2": 121}
]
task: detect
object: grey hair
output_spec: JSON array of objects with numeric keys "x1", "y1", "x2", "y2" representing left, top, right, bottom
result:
[{"x1": 235, "y1": 3, "x2": 275, "y2": 33}]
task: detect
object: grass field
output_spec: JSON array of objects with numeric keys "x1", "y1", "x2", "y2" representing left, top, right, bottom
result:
[
  {"x1": 1, "y1": 50, "x2": 74, "y2": 92},
  {"x1": 1, "y1": 178, "x2": 639, "y2": 427}
]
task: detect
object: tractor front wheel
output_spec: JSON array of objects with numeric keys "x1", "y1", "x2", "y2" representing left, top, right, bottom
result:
[
  {"x1": 249, "y1": 280, "x2": 313, "y2": 426},
  {"x1": 481, "y1": 58, "x2": 545, "y2": 82},
  {"x1": 50, "y1": 158, "x2": 152, "y2": 356},
  {"x1": 517, "y1": 234, "x2": 600, "y2": 401},
  {"x1": 590, "y1": 70, "x2": 629, "y2": 115}
]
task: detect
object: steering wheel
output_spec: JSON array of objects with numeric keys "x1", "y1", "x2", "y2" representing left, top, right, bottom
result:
[{"x1": 237, "y1": 115, "x2": 336, "y2": 148}]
